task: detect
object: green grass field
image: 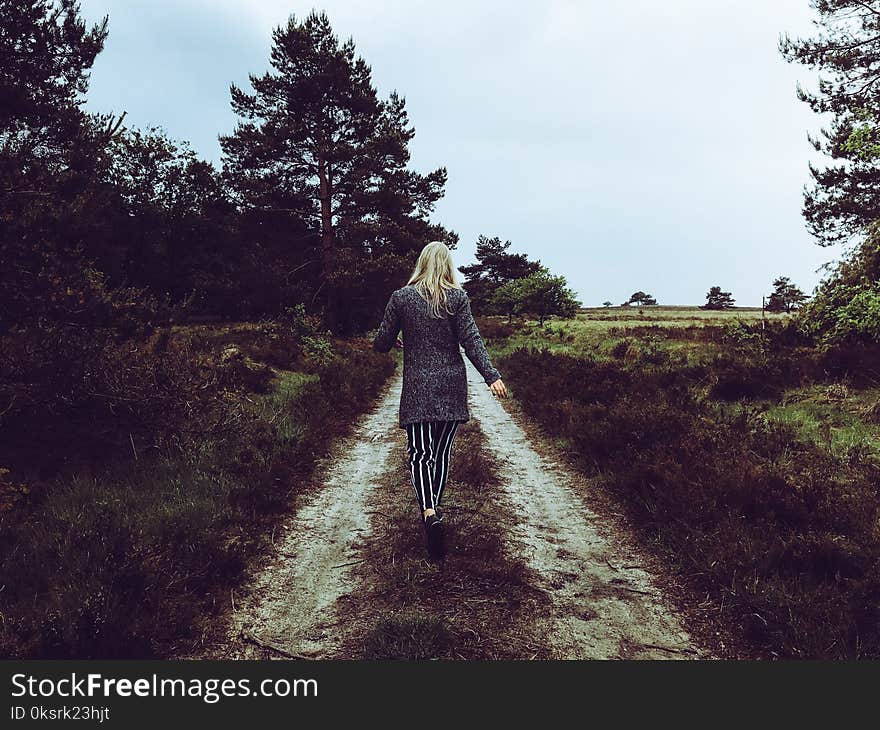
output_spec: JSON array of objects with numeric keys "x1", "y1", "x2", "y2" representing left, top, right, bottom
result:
[
  {"x1": 489, "y1": 306, "x2": 791, "y2": 368},
  {"x1": 488, "y1": 305, "x2": 879, "y2": 460}
]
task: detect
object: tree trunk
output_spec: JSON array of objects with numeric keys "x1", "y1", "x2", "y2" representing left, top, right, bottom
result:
[{"x1": 317, "y1": 157, "x2": 336, "y2": 331}]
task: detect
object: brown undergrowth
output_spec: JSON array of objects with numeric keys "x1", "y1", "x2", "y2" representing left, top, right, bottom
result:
[
  {"x1": 0, "y1": 325, "x2": 394, "y2": 659},
  {"x1": 496, "y1": 346, "x2": 880, "y2": 659},
  {"x1": 336, "y1": 421, "x2": 551, "y2": 660}
]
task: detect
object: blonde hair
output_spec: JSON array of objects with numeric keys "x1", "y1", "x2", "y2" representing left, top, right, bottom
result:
[{"x1": 405, "y1": 240, "x2": 462, "y2": 318}]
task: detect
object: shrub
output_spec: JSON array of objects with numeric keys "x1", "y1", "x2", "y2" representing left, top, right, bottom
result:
[
  {"x1": 0, "y1": 323, "x2": 233, "y2": 477},
  {"x1": 709, "y1": 356, "x2": 785, "y2": 400},
  {"x1": 610, "y1": 339, "x2": 632, "y2": 358},
  {"x1": 797, "y1": 224, "x2": 880, "y2": 358},
  {"x1": 805, "y1": 283, "x2": 880, "y2": 349},
  {"x1": 498, "y1": 347, "x2": 880, "y2": 658},
  {"x1": 475, "y1": 317, "x2": 515, "y2": 340},
  {"x1": 861, "y1": 398, "x2": 880, "y2": 424},
  {"x1": 0, "y1": 328, "x2": 395, "y2": 658}
]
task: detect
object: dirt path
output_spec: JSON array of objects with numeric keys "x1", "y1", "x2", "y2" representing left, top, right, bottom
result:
[
  {"x1": 198, "y1": 361, "x2": 707, "y2": 659},
  {"x1": 464, "y1": 359, "x2": 705, "y2": 659},
  {"x1": 195, "y1": 371, "x2": 404, "y2": 659}
]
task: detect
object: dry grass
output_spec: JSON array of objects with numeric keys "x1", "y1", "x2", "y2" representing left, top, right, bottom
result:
[
  {"x1": 496, "y1": 345, "x2": 880, "y2": 659},
  {"x1": 338, "y1": 421, "x2": 551, "y2": 660},
  {"x1": 0, "y1": 326, "x2": 395, "y2": 659}
]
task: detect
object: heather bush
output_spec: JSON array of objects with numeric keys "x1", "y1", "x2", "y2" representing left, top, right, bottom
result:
[
  {"x1": 474, "y1": 316, "x2": 515, "y2": 341},
  {"x1": 499, "y1": 346, "x2": 880, "y2": 658},
  {"x1": 0, "y1": 327, "x2": 395, "y2": 658}
]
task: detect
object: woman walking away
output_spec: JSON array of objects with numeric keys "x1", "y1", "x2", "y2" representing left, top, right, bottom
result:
[{"x1": 372, "y1": 241, "x2": 508, "y2": 560}]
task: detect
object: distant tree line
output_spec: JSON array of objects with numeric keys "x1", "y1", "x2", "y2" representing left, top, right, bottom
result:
[
  {"x1": 700, "y1": 278, "x2": 808, "y2": 311},
  {"x1": 592, "y1": 278, "x2": 808, "y2": 311}
]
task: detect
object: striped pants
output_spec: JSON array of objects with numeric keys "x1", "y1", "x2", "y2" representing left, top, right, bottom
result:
[{"x1": 404, "y1": 420, "x2": 461, "y2": 512}]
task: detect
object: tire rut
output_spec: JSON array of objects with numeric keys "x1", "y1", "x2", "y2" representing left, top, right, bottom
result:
[
  {"x1": 195, "y1": 359, "x2": 708, "y2": 660},
  {"x1": 193, "y1": 370, "x2": 403, "y2": 659},
  {"x1": 465, "y1": 360, "x2": 707, "y2": 659}
]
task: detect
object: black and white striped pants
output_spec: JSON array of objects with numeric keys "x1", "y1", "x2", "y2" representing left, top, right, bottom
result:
[{"x1": 404, "y1": 420, "x2": 462, "y2": 512}]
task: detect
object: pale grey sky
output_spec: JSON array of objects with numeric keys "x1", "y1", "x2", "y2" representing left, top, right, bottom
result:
[{"x1": 79, "y1": 0, "x2": 843, "y2": 306}]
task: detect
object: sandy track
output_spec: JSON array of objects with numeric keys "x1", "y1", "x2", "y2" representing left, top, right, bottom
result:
[
  {"x1": 195, "y1": 370, "x2": 403, "y2": 659},
  {"x1": 465, "y1": 359, "x2": 705, "y2": 659},
  {"x1": 196, "y1": 358, "x2": 706, "y2": 660}
]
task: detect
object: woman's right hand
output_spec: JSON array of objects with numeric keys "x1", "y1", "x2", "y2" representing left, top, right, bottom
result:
[{"x1": 489, "y1": 379, "x2": 507, "y2": 398}]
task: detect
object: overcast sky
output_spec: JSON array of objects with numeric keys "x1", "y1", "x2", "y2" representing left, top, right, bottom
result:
[{"x1": 79, "y1": 0, "x2": 842, "y2": 306}]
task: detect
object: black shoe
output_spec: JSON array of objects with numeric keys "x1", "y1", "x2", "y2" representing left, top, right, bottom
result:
[{"x1": 423, "y1": 513, "x2": 445, "y2": 559}]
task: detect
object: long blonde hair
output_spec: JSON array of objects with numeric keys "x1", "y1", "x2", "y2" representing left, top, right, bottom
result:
[{"x1": 405, "y1": 241, "x2": 462, "y2": 318}]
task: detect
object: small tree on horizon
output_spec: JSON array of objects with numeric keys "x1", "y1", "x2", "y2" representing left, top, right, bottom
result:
[
  {"x1": 626, "y1": 291, "x2": 658, "y2": 306},
  {"x1": 766, "y1": 276, "x2": 808, "y2": 313},
  {"x1": 602, "y1": 300, "x2": 613, "y2": 307},
  {"x1": 703, "y1": 286, "x2": 735, "y2": 310}
]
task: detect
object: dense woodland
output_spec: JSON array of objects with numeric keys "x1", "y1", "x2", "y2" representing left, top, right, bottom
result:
[{"x1": 1, "y1": 4, "x2": 450, "y2": 471}]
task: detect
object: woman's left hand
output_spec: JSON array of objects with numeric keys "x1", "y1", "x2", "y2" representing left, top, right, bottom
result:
[
  {"x1": 489, "y1": 378, "x2": 507, "y2": 398},
  {"x1": 395, "y1": 336, "x2": 404, "y2": 349}
]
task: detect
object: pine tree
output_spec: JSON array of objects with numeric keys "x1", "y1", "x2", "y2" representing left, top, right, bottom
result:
[
  {"x1": 220, "y1": 11, "x2": 449, "y2": 331},
  {"x1": 627, "y1": 291, "x2": 658, "y2": 306},
  {"x1": 458, "y1": 235, "x2": 543, "y2": 313},
  {"x1": 703, "y1": 286, "x2": 735, "y2": 310},
  {"x1": 0, "y1": 0, "x2": 116, "y2": 328},
  {"x1": 0, "y1": 0, "x2": 108, "y2": 185},
  {"x1": 780, "y1": 1, "x2": 880, "y2": 244},
  {"x1": 766, "y1": 276, "x2": 808, "y2": 312}
]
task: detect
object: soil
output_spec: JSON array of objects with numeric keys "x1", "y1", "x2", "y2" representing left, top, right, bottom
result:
[{"x1": 191, "y1": 363, "x2": 714, "y2": 660}]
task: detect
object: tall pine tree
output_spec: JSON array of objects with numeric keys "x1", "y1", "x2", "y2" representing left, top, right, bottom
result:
[
  {"x1": 0, "y1": 0, "x2": 108, "y2": 190},
  {"x1": 220, "y1": 11, "x2": 451, "y2": 332},
  {"x1": 780, "y1": 1, "x2": 880, "y2": 245},
  {"x1": 0, "y1": 0, "x2": 117, "y2": 329}
]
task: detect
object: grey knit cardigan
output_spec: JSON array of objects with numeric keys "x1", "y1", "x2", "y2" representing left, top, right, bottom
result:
[{"x1": 372, "y1": 285, "x2": 503, "y2": 429}]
